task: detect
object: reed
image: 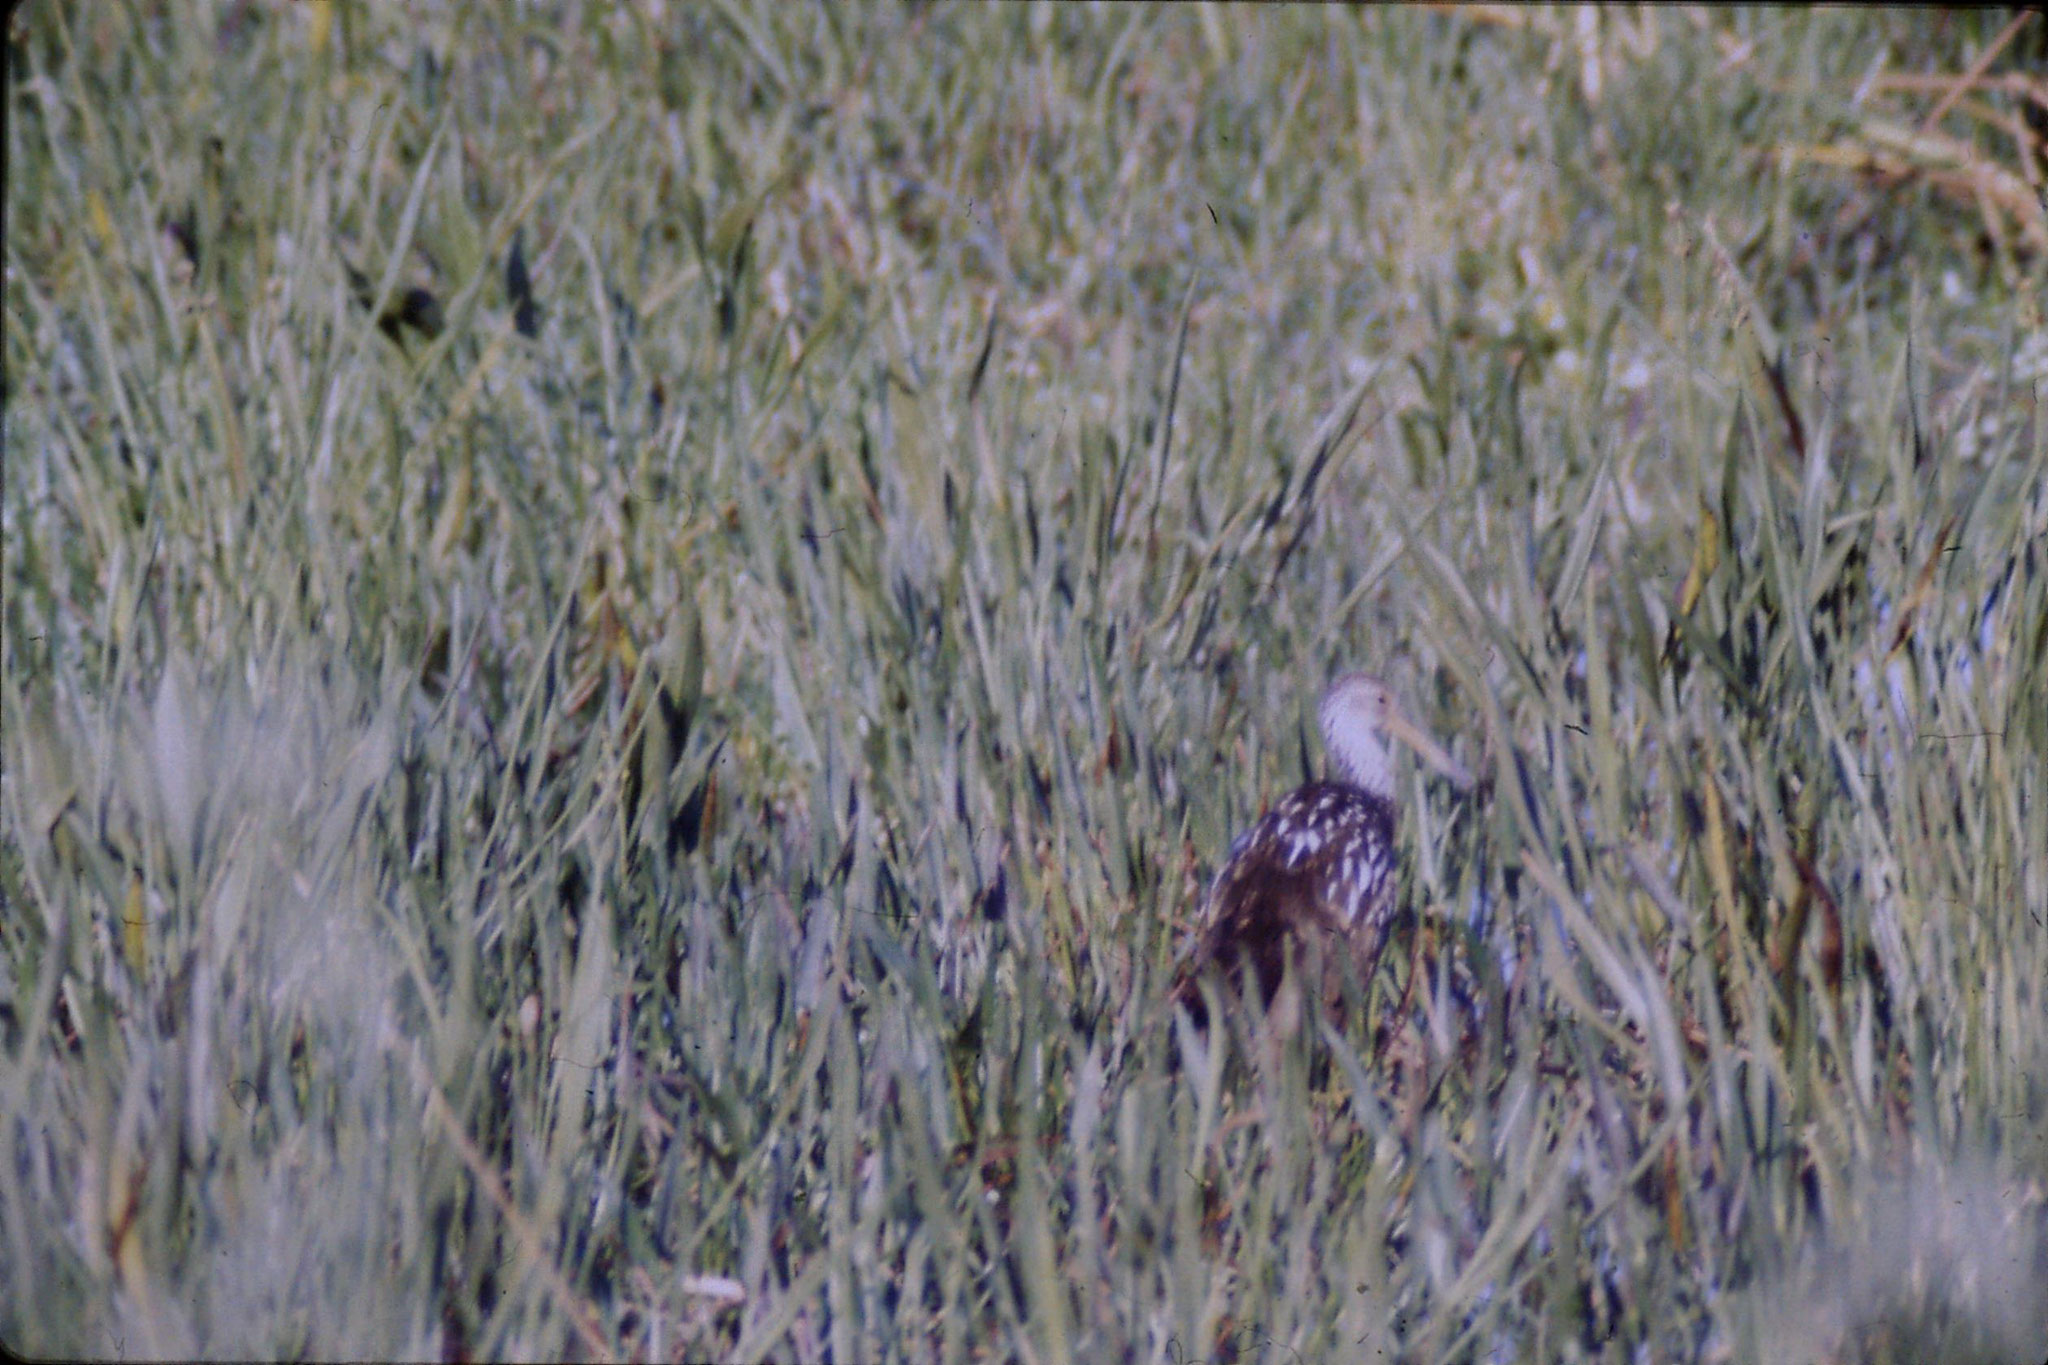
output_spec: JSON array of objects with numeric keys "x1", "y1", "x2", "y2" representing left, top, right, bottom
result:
[{"x1": 5, "y1": 6, "x2": 2042, "y2": 1360}]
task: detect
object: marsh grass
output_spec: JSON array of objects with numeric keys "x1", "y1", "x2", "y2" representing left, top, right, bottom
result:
[{"x1": 5, "y1": 5, "x2": 2046, "y2": 1361}]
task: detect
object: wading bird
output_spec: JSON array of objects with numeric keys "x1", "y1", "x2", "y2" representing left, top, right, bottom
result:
[{"x1": 1174, "y1": 671, "x2": 1471, "y2": 1040}]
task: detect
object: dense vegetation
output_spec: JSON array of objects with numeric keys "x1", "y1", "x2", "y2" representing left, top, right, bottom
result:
[{"x1": 5, "y1": 6, "x2": 2044, "y2": 1361}]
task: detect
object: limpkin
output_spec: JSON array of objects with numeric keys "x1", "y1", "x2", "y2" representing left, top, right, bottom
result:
[{"x1": 1173, "y1": 671, "x2": 1471, "y2": 1039}]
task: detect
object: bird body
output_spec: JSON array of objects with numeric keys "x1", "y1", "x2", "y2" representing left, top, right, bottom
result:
[{"x1": 1174, "y1": 672, "x2": 1465, "y2": 1035}]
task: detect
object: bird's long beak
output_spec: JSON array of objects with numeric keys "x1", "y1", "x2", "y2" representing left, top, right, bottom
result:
[{"x1": 1383, "y1": 708, "x2": 1474, "y2": 792}]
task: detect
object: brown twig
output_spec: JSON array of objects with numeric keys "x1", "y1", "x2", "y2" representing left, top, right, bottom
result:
[{"x1": 1918, "y1": 11, "x2": 2039, "y2": 136}]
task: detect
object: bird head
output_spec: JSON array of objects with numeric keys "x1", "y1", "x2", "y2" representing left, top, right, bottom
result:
[{"x1": 1320, "y1": 671, "x2": 1472, "y2": 797}]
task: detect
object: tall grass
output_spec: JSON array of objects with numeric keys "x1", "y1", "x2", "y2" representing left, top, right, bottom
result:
[{"x1": 6, "y1": 5, "x2": 2045, "y2": 1361}]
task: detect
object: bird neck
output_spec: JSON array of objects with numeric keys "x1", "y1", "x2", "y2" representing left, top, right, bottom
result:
[{"x1": 1325, "y1": 717, "x2": 1394, "y2": 798}]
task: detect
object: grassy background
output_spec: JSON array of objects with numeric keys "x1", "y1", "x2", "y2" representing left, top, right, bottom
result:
[{"x1": 5, "y1": 4, "x2": 2046, "y2": 1361}]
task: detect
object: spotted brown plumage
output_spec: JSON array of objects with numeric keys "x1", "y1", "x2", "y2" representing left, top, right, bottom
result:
[{"x1": 1174, "y1": 672, "x2": 1468, "y2": 1037}]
